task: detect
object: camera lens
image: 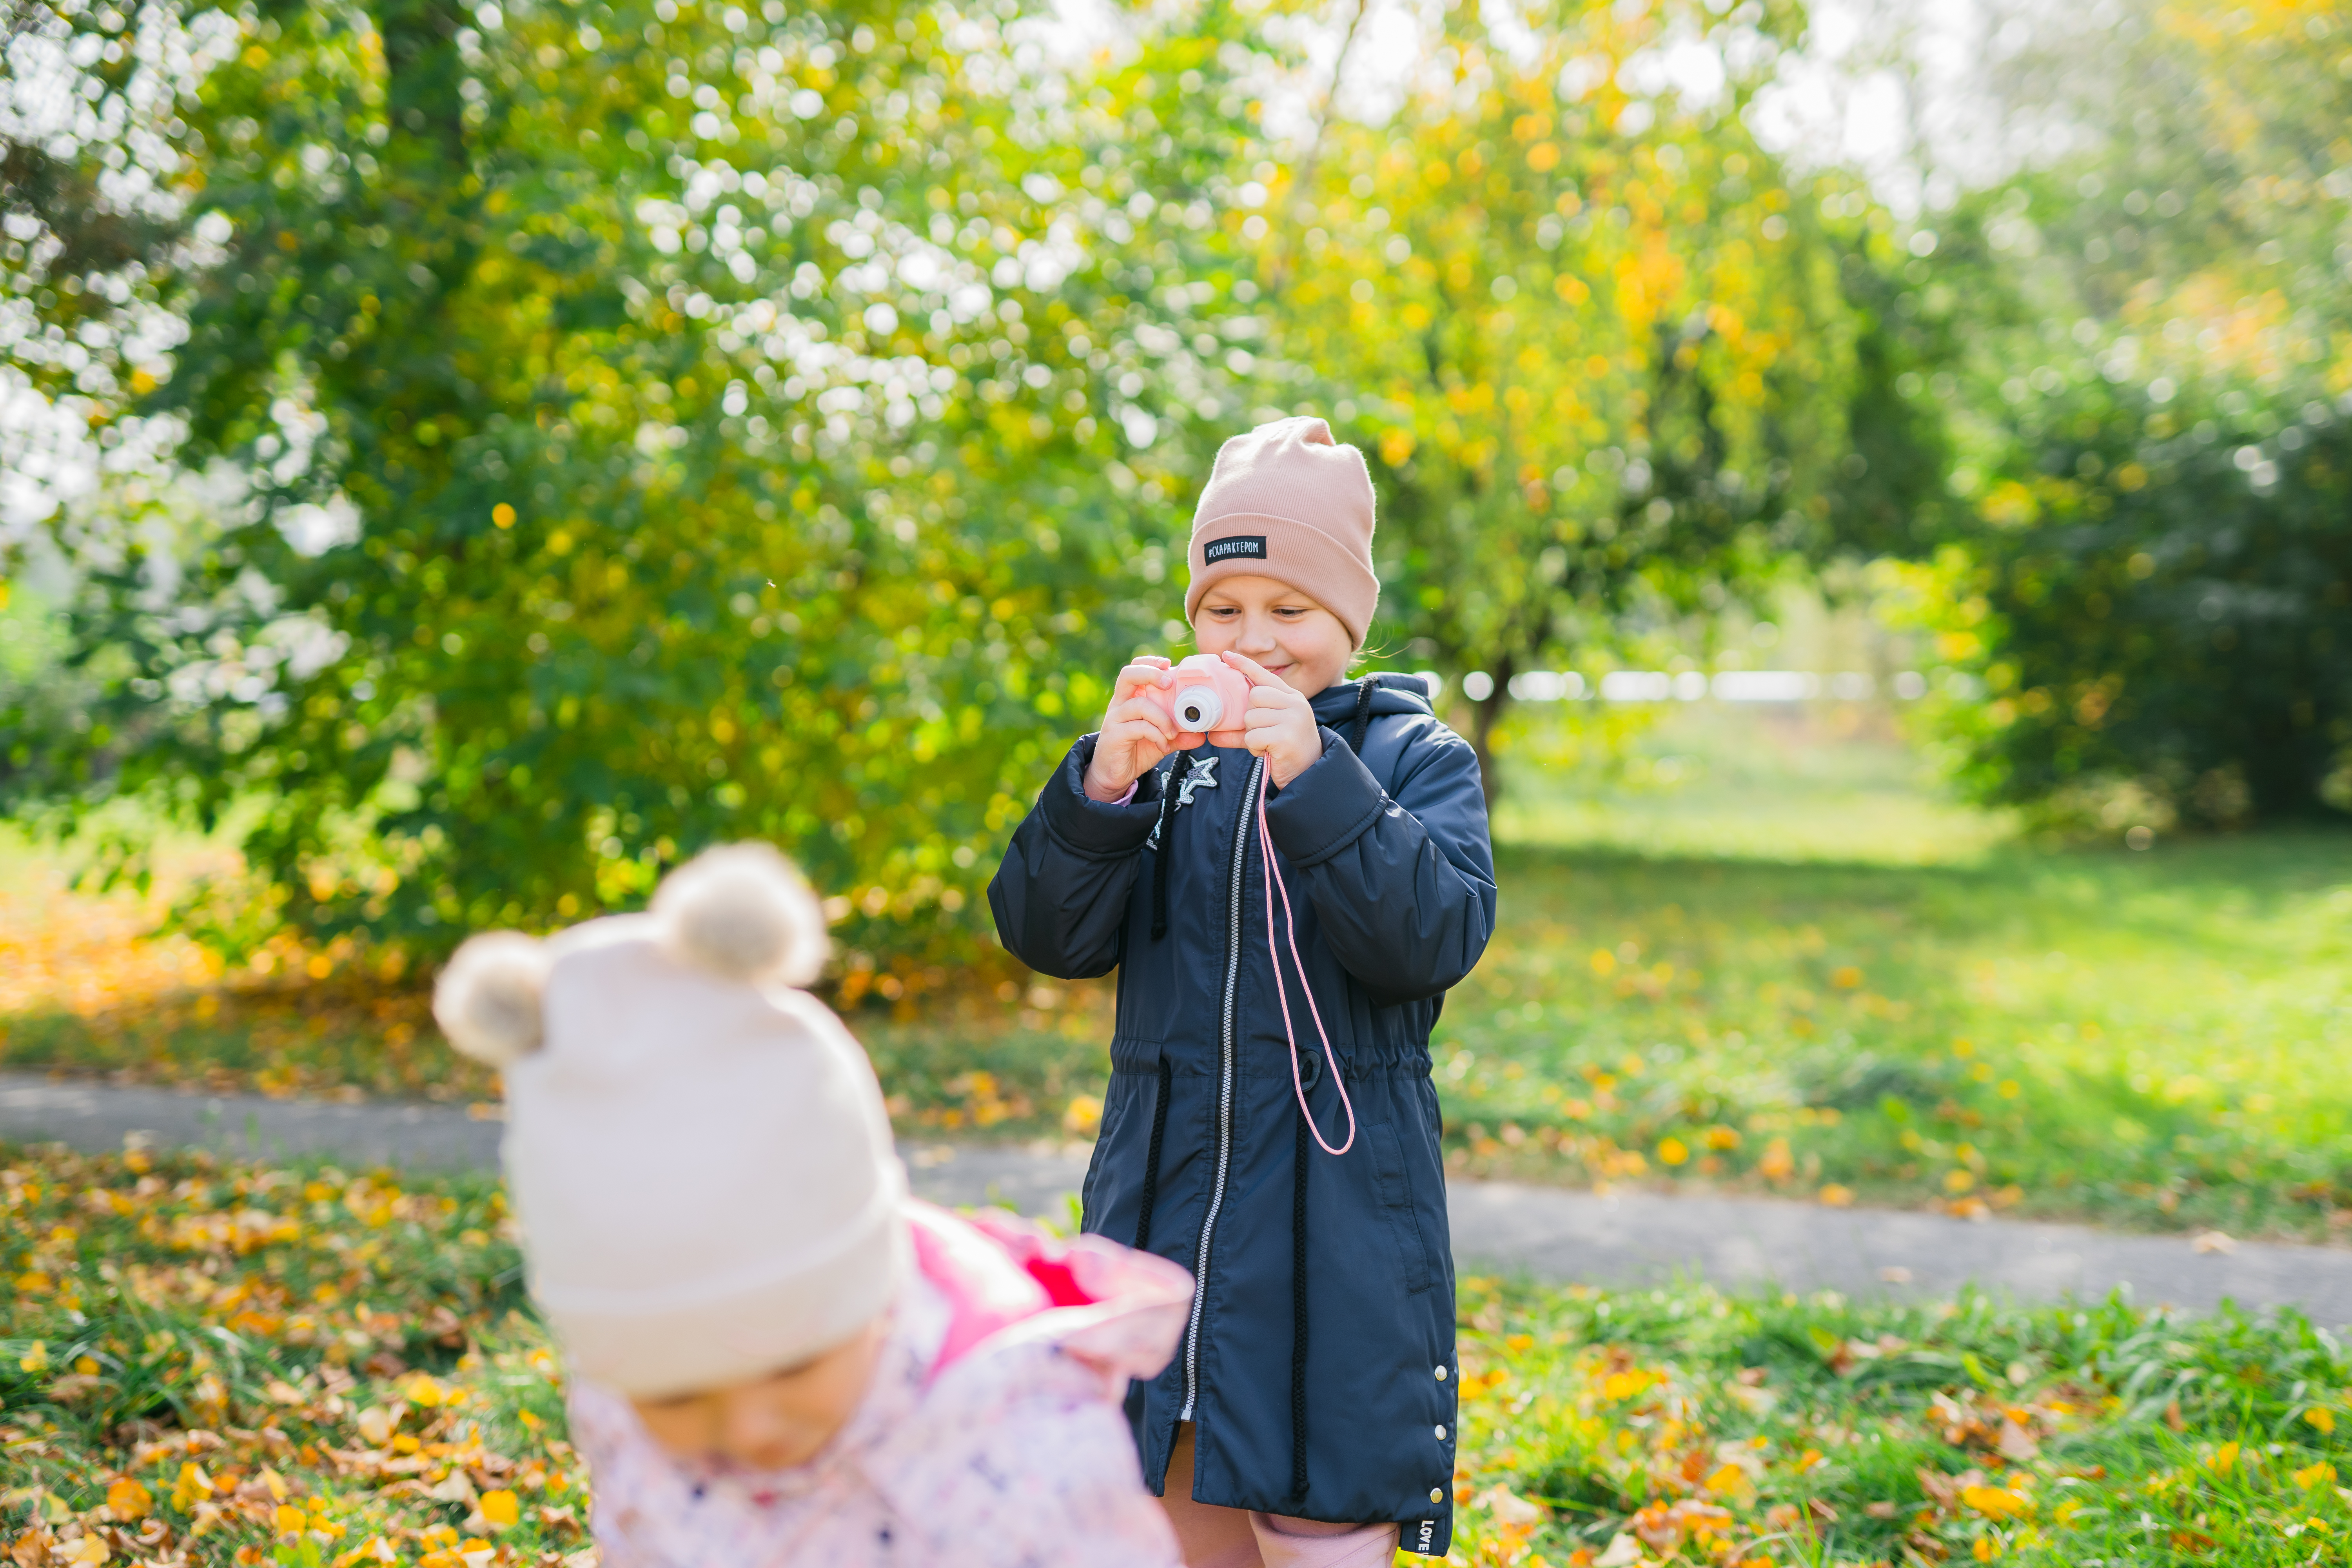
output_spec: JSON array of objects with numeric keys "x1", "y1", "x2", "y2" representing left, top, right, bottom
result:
[{"x1": 1173, "y1": 686, "x2": 1222, "y2": 731}]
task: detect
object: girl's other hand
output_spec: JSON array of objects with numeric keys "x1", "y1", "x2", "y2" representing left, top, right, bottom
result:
[
  {"x1": 1221, "y1": 650, "x2": 1323, "y2": 789},
  {"x1": 1084, "y1": 657, "x2": 1179, "y2": 802}
]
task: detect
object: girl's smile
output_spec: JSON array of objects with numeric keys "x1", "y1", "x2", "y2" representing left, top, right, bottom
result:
[{"x1": 1190, "y1": 575, "x2": 1353, "y2": 698}]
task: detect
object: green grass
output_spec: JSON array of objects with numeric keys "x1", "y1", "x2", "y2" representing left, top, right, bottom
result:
[
  {"x1": 1446, "y1": 1269, "x2": 2352, "y2": 1567},
  {"x1": 5, "y1": 704, "x2": 2349, "y2": 1236},
  {"x1": 1, "y1": 1143, "x2": 569, "y2": 1568},
  {"x1": 6, "y1": 1141, "x2": 2349, "y2": 1568},
  {"x1": 1439, "y1": 704, "x2": 2352, "y2": 1240}
]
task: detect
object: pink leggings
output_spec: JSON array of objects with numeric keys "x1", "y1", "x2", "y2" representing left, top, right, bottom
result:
[{"x1": 1158, "y1": 1424, "x2": 1402, "y2": 1568}]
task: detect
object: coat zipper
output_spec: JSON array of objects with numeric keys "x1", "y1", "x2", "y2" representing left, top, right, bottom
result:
[{"x1": 1179, "y1": 751, "x2": 1262, "y2": 1422}]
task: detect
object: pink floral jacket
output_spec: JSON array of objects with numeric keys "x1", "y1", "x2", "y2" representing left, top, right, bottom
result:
[{"x1": 569, "y1": 1203, "x2": 1193, "y2": 1567}]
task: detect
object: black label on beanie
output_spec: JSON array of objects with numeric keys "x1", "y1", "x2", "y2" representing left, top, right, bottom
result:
[{"x1": 1203, "y1": 534, "x2": 1268, "y2": 563}]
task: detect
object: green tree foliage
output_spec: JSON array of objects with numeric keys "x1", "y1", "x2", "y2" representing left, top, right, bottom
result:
[
  {"x1": 1254, "y1": 1, "x2": 1949, "y2": 782},
  {"x1": 4, "y1": 0, "x2": 1281, "y2": 972},
  {"x1": 1915, "y1": 0, "x2": 2352, "y2": 822},
  {"x1": 4, "y1": 0, "x2": 1963, "y2": 967},
  {"x1": 1895, "y1": 379, "x2": 2352, "y2": 825}
]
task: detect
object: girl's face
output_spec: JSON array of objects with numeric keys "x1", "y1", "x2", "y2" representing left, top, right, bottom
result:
[
  {"x1": 628, "y1": 1317, "x2": 887, "y2": 1472},
  {"x1": 1192, "y1": 575, "x2": 1353, "y2": 697}
]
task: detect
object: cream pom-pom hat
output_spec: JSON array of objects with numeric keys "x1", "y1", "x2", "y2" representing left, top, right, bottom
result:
[{"x1": 433, "y1": 843, "x2": 907, "y2": 1399}]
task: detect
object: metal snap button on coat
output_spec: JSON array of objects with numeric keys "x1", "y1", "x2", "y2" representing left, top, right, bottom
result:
[
  {"x1": 1435, "y1": 1424, "x2": 1447, "y2": 1439},
  {"x1": 1429, "y1": 1487, "x2": 1444, "y2": 1504},
  {"x1": 1434, "y1": 1365, "x2": 1448, "y2": 1380}
]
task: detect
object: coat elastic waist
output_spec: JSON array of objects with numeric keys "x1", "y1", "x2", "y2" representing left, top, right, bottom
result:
[{"x1": 1110, "y1": 1035, "x2": 1432, "y2": 1077}]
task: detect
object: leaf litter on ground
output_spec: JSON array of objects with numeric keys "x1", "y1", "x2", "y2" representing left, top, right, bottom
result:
[{"x1": 5, "y1": 1142, "x2": 2352, "y2": 1566}]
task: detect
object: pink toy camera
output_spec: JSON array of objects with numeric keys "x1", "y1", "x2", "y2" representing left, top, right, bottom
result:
[{"x1": 1144, "y1": 654, "x2": 1253, "y2": 746}]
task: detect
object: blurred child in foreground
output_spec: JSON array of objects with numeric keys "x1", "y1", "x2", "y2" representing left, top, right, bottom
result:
[{"x1": 434, "y1": 843, "x2": 1193, "y2": 1566}]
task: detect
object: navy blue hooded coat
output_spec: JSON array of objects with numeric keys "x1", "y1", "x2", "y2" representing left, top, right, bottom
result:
[{"x1": 988, "y1": 672, "x2": 1496, "y2": 1556}]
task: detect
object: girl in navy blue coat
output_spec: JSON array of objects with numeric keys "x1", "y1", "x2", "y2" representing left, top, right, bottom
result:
[{"x1": 989, "y1": 417, "x2": 1497, "y2": 1566}]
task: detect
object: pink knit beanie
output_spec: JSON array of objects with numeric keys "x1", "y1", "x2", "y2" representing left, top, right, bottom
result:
[{"x1": 1185, "y1": 415, "x2": 1380, "y2": 648}]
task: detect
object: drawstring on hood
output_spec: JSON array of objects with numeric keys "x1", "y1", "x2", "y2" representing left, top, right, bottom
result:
[{"x1": 1150, "y1": 762, "x2": 1181, "y2": 942}]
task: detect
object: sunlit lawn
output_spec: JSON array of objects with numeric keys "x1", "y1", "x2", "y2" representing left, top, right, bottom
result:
[
  {"x1": 1442, "y1": 1267, "x2": 2352, "y2": 1568},
  {"x1": 6, "y1": 1141, "x2": 2350, "y2": 1568},
  {"x1": 4, "y1": 702, "x2": 2348, "y2": 1238},
  {"x1": 1446, "y1": 704, "x2": 2352, "y2": 1240},
  {"x1": 0, "y1": 825, "x2": 482, "y2": 1105}
]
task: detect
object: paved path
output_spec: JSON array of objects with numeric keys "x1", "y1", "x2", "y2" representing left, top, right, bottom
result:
[{"x1": 8, "y1": 1072, "x2": 2349, "y2": 1325}]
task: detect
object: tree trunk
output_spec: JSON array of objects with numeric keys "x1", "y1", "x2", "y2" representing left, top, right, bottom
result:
[{"x1": 1466, "y1": 654, "x2": 1515, "y2": 812}]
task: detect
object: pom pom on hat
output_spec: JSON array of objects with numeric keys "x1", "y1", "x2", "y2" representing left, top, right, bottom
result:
[
  {"x1": 652, "y1": 842, "x2": 829, "y2": 986},
  {"x1": 434, "y1": 931, "x2": 551, "y2": 1066},
  {"x1": 431, "y1": 841, "x2": 827, "y2": 1071}
]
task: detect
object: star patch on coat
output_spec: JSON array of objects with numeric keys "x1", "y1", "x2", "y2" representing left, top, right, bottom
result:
[
  {"x1": 1176, "y1": 755, "x2": 1218, "y2": 807},
  {"x1": 1149, "y1": 755, "x2": 1217, "y2": 850}
]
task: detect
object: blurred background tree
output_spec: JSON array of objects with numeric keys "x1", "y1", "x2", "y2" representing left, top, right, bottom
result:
[
  {"x1": 1257, "y1": 0, "x2": 1952, "y2": 790},
  {"x1": 3, "y1": 0, "x2": 1278, "y2": 982},
  {"x1": 1896, "y1": 0, "x2": 2352, "y2": 824}
]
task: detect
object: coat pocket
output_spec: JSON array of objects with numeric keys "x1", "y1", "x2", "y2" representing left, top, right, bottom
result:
[{"x1": 1368, "y1": 1120, "x2": 1436, "y2": 1295}]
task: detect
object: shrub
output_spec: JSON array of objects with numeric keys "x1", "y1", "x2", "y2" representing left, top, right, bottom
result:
[{"x1": 1935, "y1": 378, "x2": 2352, "y2": 826}]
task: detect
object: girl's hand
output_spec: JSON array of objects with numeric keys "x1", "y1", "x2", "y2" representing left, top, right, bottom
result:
[
  {"x1": 1221, "y1": 651, "x2": 1323, "y2": 789},
  {"x1": 1083, "y1": 658, "x2": 1179, "y2": 802}
]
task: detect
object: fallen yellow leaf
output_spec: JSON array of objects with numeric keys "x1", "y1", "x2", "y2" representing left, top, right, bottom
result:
[
  {"x1": 1702, "y1": 1463, "x2": 1749, "y2": 1496},
  {"x1": 1960, "y1": 1484, "x2": 2032, "y2": 1519},
  {"x1": 169, "y1": 1463, "x2": 212, "y2": 1511},
  {"x1": 479, "y1": 1490, "x2": 521, "y2": 1530},
  {"x1": 1600, "y1": 1368, "x2": 1653, "y2": 1401},
  {"x1": 105, "y1": 1478, "x2": 151, "y2": 1520}
]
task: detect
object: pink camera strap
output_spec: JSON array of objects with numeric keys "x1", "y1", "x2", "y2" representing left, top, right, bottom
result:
[{"x1": 1256, "y1": 764, "x2": 1357, "y2": 1157}]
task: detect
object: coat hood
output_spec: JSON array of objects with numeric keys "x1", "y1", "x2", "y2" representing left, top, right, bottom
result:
[{"x1": 1309, "y1": 671, "x2": 1436, "y2": 731}]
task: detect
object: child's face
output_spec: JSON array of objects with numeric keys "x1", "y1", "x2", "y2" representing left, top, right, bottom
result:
[
  {"x1": 627, "y1": 1317, "x2": 887, "y2": 1471},
  {"x1": 1192, "y1": 575, "x2": 1352, "y2": 696}
]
